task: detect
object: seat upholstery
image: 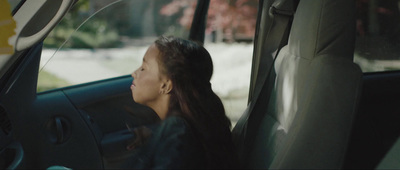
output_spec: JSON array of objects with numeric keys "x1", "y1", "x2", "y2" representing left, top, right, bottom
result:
[{"x1": 234, "y1": 0, "x2": 363, "y2": 168}]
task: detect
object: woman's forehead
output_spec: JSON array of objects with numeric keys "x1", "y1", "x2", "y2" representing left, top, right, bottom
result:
[{"x1": 143, "y1": 44, "x2": 160, "y2": 63}]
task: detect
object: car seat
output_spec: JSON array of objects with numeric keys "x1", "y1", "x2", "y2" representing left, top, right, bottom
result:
[{"x1": 232, "y1": 0, "x2": 363, "y2": 169}]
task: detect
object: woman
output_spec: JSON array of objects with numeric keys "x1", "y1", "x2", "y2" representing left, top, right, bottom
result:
[{"x1": 127, "y1": 36, "x2": 237, "y2": 169}]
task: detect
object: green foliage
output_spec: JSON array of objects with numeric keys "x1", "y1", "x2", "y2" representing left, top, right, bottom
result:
[
  {"x1": 43, "y1": 0, "x2": 122, "y2": 49},
  {"x1": 44, "y1": 18, "x2": 122, "y2": 49}
]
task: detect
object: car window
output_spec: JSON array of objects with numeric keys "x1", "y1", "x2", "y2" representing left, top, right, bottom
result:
[
  {"x1": 38, "y1": 0, "x2": 196, "y2": 92},
  {"x1": 204, "y1": 0, "x2": 258, "y2": 126},
  {"x1": 7, "y1": 0, "x2": 22, "y2": 11},
  {"x1": 38, "y1": 0, "x2": 257, "y2": 126},
  {"x1": 354, "y1": 0, "x2": 400, "y2": 72}
]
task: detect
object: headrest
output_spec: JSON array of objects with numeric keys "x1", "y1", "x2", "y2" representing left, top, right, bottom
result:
[{"x1": 288, "y1": 0, "x2": 355, "y2": 60}]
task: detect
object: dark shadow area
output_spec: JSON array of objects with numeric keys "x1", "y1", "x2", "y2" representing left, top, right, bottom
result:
[{"x1": 343, "y1": 71, "x2": 400, "y2": 169}]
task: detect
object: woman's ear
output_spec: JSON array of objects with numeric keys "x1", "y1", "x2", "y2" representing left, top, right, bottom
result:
[{"x1": 160, "y1": 79, "x2": 173, "y2": 94}]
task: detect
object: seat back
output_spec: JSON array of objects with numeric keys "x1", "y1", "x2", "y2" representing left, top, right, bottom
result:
[{"x1": 233, "y1": 0, "x2": 363, "y2": 168}]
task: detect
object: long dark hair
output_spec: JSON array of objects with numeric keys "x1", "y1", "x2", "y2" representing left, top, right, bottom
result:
[{"x1": 155, "y1": 36, "x2": 235, "y2": 168}]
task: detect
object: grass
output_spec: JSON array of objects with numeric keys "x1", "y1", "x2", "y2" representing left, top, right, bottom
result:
[{"x1": 37, "y1": 70, "x2": 70, "y2": 92}]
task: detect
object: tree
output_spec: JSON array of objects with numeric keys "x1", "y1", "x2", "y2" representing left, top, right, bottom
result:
[{"x1": 160, "y1": 0, "x2": 258, "y2": 42}]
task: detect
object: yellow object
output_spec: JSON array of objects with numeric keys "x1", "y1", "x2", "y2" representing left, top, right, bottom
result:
[{"x1": 0, "y1": 0, "x2": 16, "y2": 55}]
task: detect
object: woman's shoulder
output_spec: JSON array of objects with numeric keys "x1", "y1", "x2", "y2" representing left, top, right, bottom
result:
[
  {"x1": 151, "y1": 116, "x2": 206, "y2": 168},
  {"x1": 153, "y1": 116, "x2": 202, "y2": 149},
  {"x1": 162, "y1": 115, "x2": 188, "y2": 126},
  {"x1": 157, "y1": 116, "x2": 192, "y2": 136}
]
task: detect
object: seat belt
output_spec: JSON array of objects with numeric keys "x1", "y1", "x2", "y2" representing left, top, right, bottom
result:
[
  {"x1": 232, "y1": 0, "x2": 295, "y2": 165},
  {"x1": 250, "y1": 5, "x2": 294, "y2": 115}
]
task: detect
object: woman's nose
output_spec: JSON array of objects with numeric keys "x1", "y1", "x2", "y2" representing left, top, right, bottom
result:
[{"x1": 131, "y1": 69, "x2": 137, "y2": 78}]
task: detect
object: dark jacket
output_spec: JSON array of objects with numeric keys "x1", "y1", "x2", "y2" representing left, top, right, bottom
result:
[{"x1": 126, "y1": 116, "x2": 207, "y2": 169}]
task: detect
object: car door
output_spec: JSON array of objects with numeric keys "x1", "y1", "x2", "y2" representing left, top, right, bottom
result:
[
  {"x1": 343, "y1": 0, "x2": 400, "y2": 168},
  {"x1": 0, "y1": 0, "x2": 210, "y2": 169}
]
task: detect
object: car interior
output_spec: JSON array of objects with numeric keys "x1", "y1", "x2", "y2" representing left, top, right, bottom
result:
[
  {"x1": 1, "y1": 0, "x2": 400, "y2": 169},
  {"x1": 232, "y1": 0, "x2": 363, "y2": 168}
]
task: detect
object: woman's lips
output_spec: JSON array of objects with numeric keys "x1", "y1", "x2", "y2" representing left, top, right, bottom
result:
[{"x1": 131, "y1": 81, "x2": 136, "y2": 89}]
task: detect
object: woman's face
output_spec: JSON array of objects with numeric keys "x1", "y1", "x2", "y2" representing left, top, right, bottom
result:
[{"x1": 131, "y1": 44, "x2": 166, "y2": 107}]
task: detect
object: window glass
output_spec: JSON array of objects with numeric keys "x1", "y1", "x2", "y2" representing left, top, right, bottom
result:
[
  {"x1": 38, "y1": 0, "x2": 196, "y2": 92},
  {"x1": 354, "y1": 0, "x2": 400, "y2": 72},
  {"x1": 38, "y1": 0, "x2": 257, "y2": 126},
  {"x1": 204, "y1": 0, "x2": 258, "y2": 126},
  {"x1": 7, "y1": 0, "x2": 22, "y2": 11}
]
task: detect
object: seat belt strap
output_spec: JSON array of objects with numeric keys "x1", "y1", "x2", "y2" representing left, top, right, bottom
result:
[
  {"x1": 250, "y1": 6, "x2": 294, "y2": 117},
  {"x1": 245, "y1": 8, "x2": 293, "y2": 152},
  {"x1": 232, "y1": 1, "x2": 295, "y2": 165}
]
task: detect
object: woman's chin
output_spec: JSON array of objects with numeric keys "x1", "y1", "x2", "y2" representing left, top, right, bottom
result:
[
  {"x1": 132, "y1": 96, "x2": 143, "y2": 105},
  {"x1": 131, "y1": 93, "x2": 138, "y2": 103}
]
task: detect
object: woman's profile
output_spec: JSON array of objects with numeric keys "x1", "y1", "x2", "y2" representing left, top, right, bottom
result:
[{"x1": 126, "y1": 36, "x2": 237, "y2": 169}]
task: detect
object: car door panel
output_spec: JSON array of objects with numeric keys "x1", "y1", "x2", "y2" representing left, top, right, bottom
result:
[
  {"x1": 1, "y1": 44, "x2": 102, "y2": 169},
  {"x1": 62, "y1": 76, "x2": 159, "y2": 134},
  {"x1": 344, "y1": 71, "x2": 400, "y2": 169},
  {"x1": 1, "y1": 41, "x2": 158, "y2": 169},
  {"x1": 61, "y1": 76, "x2": 159, "y2": 168}
]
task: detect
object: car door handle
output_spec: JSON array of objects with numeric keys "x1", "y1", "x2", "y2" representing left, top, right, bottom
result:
[
  {"x1": 55, "y1": 117, "x2": 64, "y2": 143},
  {"x1": 46, "y1": 117, "x2": 70, "y2": 144}
]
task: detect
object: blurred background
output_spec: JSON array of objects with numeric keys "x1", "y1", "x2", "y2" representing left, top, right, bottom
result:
[
  {"x1": 38, "y1": 0, "x2": 258, "y2": 126},
  {"x1": 35, "y1": 0, "x2": 400, "y2": 125}
]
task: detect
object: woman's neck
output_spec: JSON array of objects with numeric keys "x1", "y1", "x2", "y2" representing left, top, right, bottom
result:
[{"x1": 149, "y1": 94, "x2": 170, "y2": 120}]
